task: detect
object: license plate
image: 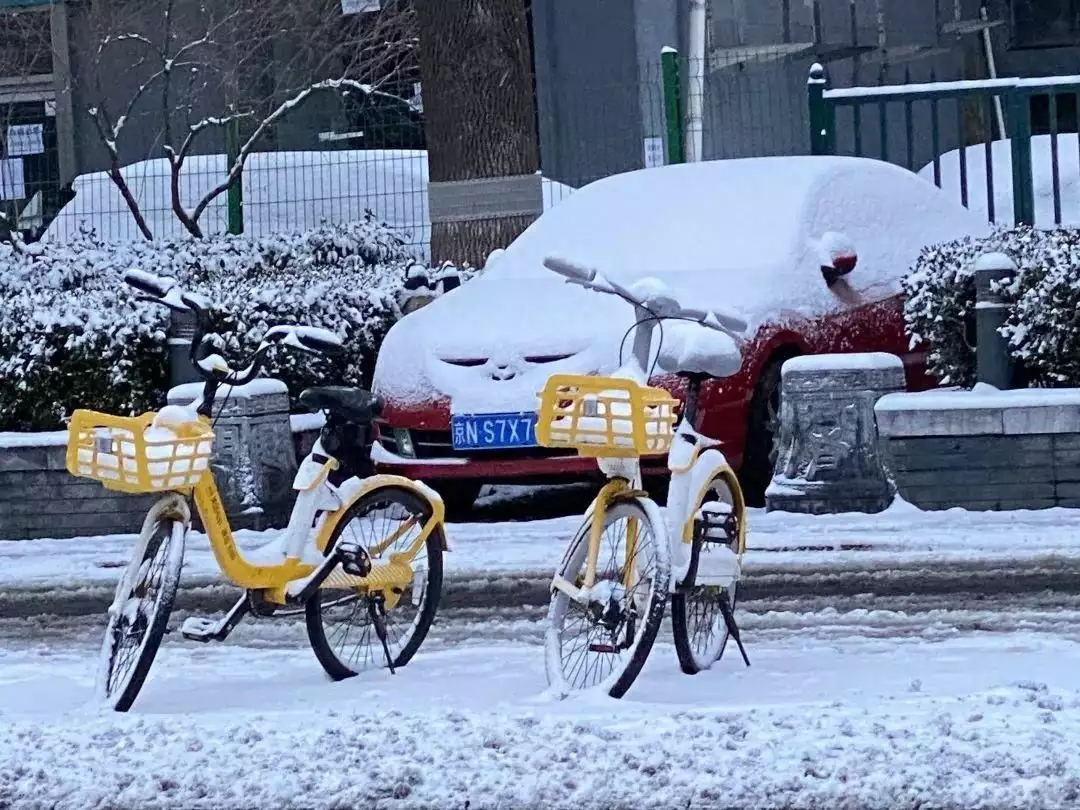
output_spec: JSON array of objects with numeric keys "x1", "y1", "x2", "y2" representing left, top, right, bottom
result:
[{"x1": 451, "y1": 412, "x2": 538, "y2": 451}]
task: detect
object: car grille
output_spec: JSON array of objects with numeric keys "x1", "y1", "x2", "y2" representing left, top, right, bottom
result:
[{"x1": 376, "y1": 422, "x2": 576, "y2": 460}]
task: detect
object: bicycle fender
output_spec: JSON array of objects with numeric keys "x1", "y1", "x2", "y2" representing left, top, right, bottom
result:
[
  {"x1": 318, "y1": 474, "x2": 449, "y2": 552},
  {"x1": 682, "y1": 449, "x2": 746, "y2": 549}
]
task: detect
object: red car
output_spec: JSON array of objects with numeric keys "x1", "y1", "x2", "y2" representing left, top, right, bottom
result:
[{"x1": 371, "y1": 156, "x2": 988, "y2": 513}]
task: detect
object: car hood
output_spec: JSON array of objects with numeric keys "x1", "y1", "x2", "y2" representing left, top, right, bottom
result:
[{"x1": 374, "y1": 275, "x2": 639, "y2": 413}]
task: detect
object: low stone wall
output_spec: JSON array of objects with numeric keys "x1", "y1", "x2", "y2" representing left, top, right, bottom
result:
[
  {"x1": 875, "y1": 389, "x2": 1080, "y2": 511},
  {"x1": 0, "y1": 412, "x2": 325, "y2": 542},
  {"x1": 0, "y1": 434, "x2": 159, "y2": 541}
]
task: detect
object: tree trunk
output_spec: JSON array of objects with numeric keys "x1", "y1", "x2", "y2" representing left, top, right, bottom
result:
[{"x1": 415, "y1": 0, "x2": 539, "y2": 267}]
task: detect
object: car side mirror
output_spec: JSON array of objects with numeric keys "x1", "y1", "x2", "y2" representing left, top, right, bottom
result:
[{"x1": 813, "y1": 231, "x2": 857, "y2": 287}]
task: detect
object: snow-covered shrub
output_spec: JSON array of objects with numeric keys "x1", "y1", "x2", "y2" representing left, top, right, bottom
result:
[
  {"x1": 903, "y1": 225, "x2": 1080, "y2": 387},
  {"x1": 0, "y1": 215, "x2": 447, "y2": 432},
  {"x1": 1000, "y1": 230, "x2": 1080, "y2": 385}
]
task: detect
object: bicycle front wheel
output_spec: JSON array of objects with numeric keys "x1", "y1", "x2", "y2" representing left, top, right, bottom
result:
[
  {"x1": 97, "y1": 503, "x2": 186, "y2": 712},
  {"x1": 671, "y1": 475, "x2": 743, "y2": 674},
  {"x1": 305, "y1": 485, "x2": 444, "y2": 680},
  {"x1": 545, "y1": 497, "x2": 670, "y2": 699}
]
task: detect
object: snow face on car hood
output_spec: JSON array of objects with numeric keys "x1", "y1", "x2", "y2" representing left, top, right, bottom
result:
[
  {"x1": 375, "y1": 275, "x2": 636, "y2": 413},
  {"x1": 374, "y1": 156, "x2": 989, "y2": 412}
]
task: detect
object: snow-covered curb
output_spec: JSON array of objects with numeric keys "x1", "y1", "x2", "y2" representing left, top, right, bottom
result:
[{"x1": 6, "y1": 501, "x2": 1080, "y2": 595}]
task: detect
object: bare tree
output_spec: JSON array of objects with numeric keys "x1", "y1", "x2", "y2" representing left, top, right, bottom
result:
[
  {"x1": 415, "y1": 0, "x2": 539, "y2": 266},
  {"x1": 78, "y1": 0, "x2": 417, "y2": 240}
]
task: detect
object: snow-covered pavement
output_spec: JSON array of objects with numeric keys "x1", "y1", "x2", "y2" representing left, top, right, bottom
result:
[
  {"x1": 5, "y1": 502, "x2": 1080, "y2": 807},
  {"x1": 5, "y1": 499, "x2": 1080, "y2": 609},
  {"x1": 3, "y1": 599, "x2": 1080, "y2": 809}
]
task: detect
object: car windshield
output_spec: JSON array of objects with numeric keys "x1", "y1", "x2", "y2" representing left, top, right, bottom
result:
[{"x1": 489, "y1": 158, "x2": 818, "y2": 286}]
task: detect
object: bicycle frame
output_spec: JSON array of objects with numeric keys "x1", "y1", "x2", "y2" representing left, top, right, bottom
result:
[
  {"x1": 556, "y1": 295, "x2": 747, "y2": 597},
  {"x1": 176, "y1": 410, "x2": 447, "y2": 604}
]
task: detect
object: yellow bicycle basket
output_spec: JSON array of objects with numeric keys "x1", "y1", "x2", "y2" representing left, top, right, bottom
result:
[
  {"x1": 66, "y1": 410, "x2": 214, "y2": 494},
  {"x1": 536, "y1": 374, "x2": 679, "y2": 458}
]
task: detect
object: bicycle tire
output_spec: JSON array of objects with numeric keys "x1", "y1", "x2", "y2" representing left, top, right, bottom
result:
[
  {"x1": 671, "y1": 475, "x2": 742, "y2": 674},
  {"x1": 545, "y1": 496, "x2": 670, "y2": 699},
  {"x1": 96, "y1": 507, "x2": 186, "y2": 712},
  {"x1": 305, "y1": 485, "x2": 444, "y2": 680}
]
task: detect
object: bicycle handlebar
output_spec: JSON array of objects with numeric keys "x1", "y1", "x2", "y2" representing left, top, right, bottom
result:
[
  {"x1": 123, "y1": 270, "x2": 344, "y2": 387},
  {"x1": 541, "y1": 254, "x2": 749, "y2": 341}
]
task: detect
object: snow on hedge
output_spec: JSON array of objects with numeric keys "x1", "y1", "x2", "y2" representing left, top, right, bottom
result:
[
  {"x1": 42, "y1": 150, "x2": 577, "y2": 260},
  {"x1": 903, "y1": 225, "x2": 1080, "y2": 387},
  {"x1": 0, "y1": 216, "x2": 428, "y2": 432}
]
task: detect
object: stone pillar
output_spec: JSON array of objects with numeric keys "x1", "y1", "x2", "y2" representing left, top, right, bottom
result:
[
  {"x1": 168, "y1": 310, "x2": 200, "y2": 387},
  {"x1": 766, "y1": 353, "x2": 906, "y2": 515},
  {"x1": 168, "y1": 379, "x2": 298, "y2": 530},
  {"x1": 974, "y1": 251, "x2": 1017, "y2": 390}
]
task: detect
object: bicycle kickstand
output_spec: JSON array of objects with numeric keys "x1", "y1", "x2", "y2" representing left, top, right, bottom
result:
[
  {"x1": 718, "y1": 592, "x2": 750, "y2": 667},
  {"x1": 368, "y1": 597, "x2": 396, "y2": 675}
]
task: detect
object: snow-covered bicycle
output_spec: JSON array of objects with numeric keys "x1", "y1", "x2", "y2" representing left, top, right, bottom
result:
[
  {"x1": 535, "y1": 255, "x2": 751, "y2": 698},
  {"x1": 65, "y1": 270, "x2": 447, "y2": 711}
]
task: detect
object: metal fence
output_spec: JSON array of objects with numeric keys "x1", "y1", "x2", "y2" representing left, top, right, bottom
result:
[
  {"x1": 13, "y1": 47, "x2": 1077, "y2": 256},
  {"x1": 2, "y1": 51, "x2": 815, "y2": 257},
  {"x1": 809, "y1": 63, "x2": 1080, "y2": 228}
]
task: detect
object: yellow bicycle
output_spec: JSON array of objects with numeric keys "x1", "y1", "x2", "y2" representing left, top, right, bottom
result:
[
  {"x1": 536, "y1": 256, "x2": 750, "y2": 699},
  {"x1": 66, "y1": 270, "x2": 447, "y2": 711}
]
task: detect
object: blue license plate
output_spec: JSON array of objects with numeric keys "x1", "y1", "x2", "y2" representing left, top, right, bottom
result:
[{"x1": 451, "y1": 412, "x2": 538, "y2": 451}]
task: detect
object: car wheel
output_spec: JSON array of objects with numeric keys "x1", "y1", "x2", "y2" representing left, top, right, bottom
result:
[
  {"x1": 435, "y1": 481, "x2": 483, "y2": 521},
  {"x1": 739, "y1": 358, "x2": 787, "y2": 508}
]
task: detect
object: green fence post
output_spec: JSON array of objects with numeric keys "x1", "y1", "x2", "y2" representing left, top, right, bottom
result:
[
  {"x1": 1006, "y1": 90, "x2": 1034, "y2": 226},
  {"x1": 661, "y1": 46, "x2": 685, "y2": 165},
  {"x1": 225, "y1": 117, "x2": 244, "y2": 235},
  {"x1": 807, "y1": 62, "x2": 834, "y2": 155}
]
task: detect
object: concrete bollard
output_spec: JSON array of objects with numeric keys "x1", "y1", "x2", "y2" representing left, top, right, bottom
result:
[
  {"x1": 168, "y1": 378, "x2": 298, "y2": 530},
  {"x1": 167, "y1": 309, "x2": 200, "y2": 387},
  {"x1": 974, "y1": 252, "x2": 1017, "y2": 390},
  {"x1": 766, "y1": 352, "x2": 906, "y2": 515}
]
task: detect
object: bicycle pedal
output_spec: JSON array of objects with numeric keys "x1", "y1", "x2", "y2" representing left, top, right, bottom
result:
[
  {"x1": 181, "y1": 617, "x2": 221, "y2": 643},
  {"x1": 587, "y1": 643, "x2": 618, "y2": 653}
]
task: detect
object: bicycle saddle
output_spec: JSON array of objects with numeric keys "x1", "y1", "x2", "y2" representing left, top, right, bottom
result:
[{"x1": 299, "y1": 387, "x2": 384, "y2": 423}]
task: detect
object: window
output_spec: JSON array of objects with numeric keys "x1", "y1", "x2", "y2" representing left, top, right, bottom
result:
[{"x1": 1012, "y1": 0, "x2": 1080, "y2": 47}]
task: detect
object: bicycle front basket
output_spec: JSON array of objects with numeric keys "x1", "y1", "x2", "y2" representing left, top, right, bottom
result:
[
  {"x1": 536, "y1": 374, "x2": 679, "y2": 458},
  {"x1": 66, "y1": 410, "x2": 214, "y2": 494}
]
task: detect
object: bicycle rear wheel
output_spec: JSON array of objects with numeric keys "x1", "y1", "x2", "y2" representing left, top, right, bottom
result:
[
  {"x1": 671, "y1": 475, "x2": 742, "y2": 674},
  {"x1": 97, "y1": 501, "x2": 186, "y2": 712},
  {"x1": 545, "y1": 496, "x2": 670, "y2": 699},
  {"x1": 305, "y1": 485, "x2": 444, "y2": 680}
]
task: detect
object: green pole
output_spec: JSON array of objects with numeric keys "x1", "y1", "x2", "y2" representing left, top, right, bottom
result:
[
  {"x1": 661, "y1": 46, "x2": 685, "y2": 165},
  {"x1": 225, "y1": 117, "x2": 243, "y2": 235},
  {"x1": 1006, "y1": 91, "x2": 1034, "y2": 226},
  {"x1": 807, "y1": 62, "x2": 834, "y2": 155}
]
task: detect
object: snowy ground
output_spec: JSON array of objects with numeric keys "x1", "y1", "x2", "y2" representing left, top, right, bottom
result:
[
  {"x1": 3, "y1": 598, "x2": 1080, "y2": 809},
  {"x1": 4, "y1": 502, "x2": 1080, "y2": 808}
]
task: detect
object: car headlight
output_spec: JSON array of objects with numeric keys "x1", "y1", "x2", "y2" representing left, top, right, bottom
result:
[{"x1": 394, "y1": 428, "x2": 416, "y2": 458}]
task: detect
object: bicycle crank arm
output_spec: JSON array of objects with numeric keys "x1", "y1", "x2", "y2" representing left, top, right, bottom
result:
[
  {"x1": 551, "y1": 576, "x2": 584, "y2": 603},
  {"x1": 181, "y1": 594, "x2": 250, "y2": 643},
  {"x1": 718, "y1": 593, "x2": 750, "y2": 667}
]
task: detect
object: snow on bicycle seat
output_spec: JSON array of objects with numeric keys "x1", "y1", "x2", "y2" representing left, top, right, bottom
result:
[
  {"x1": 657, "y1": 320, "x2": 743, "y2": 379},
  {"x1": 299, "y1": 387, "x2": 384, "y2": 422}
]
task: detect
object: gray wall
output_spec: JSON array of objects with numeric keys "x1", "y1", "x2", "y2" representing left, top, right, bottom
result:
[{"x1": 531, "y1": 0, "x2": 645, "y2": 188}]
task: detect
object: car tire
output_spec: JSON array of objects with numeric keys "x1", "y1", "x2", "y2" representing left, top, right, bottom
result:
[
  {"x1": 739, "y1": 357, "x2": 787, "y2": 508},
  {"x1": 435, "y1": 480, "x2": 483, "y2": 521}
]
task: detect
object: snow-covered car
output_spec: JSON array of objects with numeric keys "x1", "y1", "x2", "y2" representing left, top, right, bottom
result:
[{"x1": 371, "y1": 155, "x2": 990, "y2": 512}]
